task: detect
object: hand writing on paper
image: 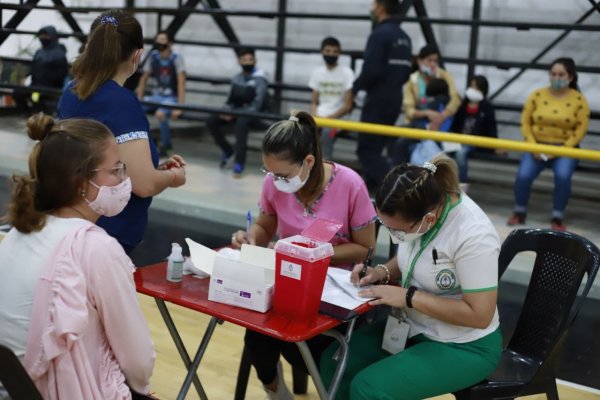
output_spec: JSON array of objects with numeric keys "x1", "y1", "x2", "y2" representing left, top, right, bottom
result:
[
  {"x1": 231, "y1": 230, "x2": 256, "y2": 249},
  {"x1": 359, "y1": 285, "x2": 408, "y2": 308},
  {"x1": 350, "y1": 263, "x2": 383, "y2": 287}
]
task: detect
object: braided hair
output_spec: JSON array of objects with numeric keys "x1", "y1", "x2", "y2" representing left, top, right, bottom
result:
[{"x1": 376, "y1": 155, "x2": 460, "y2": 221}]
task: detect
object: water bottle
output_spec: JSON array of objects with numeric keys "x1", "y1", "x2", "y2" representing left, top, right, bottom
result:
[{"x1": 166, "y1": 243, "x2": 184, "y2": 282}]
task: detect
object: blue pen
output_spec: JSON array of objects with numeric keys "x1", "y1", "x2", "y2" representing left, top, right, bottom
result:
[{"x1": 246, "y1": 211, "x2": 251, "y2": 243}]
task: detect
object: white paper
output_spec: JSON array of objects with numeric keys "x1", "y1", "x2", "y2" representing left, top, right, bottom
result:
[
  {"x1": 320, "y1": 267, "x2": 375, "y2": 310},
  {"x1": 185, "y1": 238, "x2": 218, "y2": 275},
  {"x1": 182, "y1": 256, "x2": 210, "y2": 278},
  {"x1": 217, "y1": 247, "x2": 241, "y2": 260}
]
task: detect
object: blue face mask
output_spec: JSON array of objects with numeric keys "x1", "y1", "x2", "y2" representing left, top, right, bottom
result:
[{"x1": 550, "y1": 78, "x2": 568, "y2": 90}]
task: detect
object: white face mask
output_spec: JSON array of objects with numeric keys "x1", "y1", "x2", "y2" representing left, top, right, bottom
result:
[
  {"x1": 85, "y1": 177, "x2": 132, "y2": 217},
  {"x1": 388, "y1": 213, "x2": 433, "y2": 244},
  {"x1": 273, "y1": 163, "x2": 310, "y2": 193},
  {"x1": 419, "y1": 63, "x2": 436, "y2": 77},
  {"x1": 465, "y1": 87, "x2": 484, "y2": 102}
]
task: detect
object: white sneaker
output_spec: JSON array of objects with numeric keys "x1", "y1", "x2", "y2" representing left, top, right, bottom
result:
[{"x1": 263, "y1": 361, "x2": 293, "y2": 400}]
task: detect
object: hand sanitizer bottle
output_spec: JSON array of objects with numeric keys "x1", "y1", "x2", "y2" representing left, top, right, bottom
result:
[{"x1": 166, "y1": 243, "x2": 184, "y2": 282}]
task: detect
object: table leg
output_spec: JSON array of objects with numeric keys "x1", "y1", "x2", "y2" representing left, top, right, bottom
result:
[
  {"x1": 296, "y1": 324, "x2": 354, "y2": 400},
  {"x1": 154, "y1": 298, "x2": 208, "y2": 400},
  {"x1": 177, "y1": 316, "x2": 219, "y2": 400},
  {"x1": 321, "y1": 329, "x2": 348, "y2": 400},
  {"x1": 296, "y1": 341, "x2": 328, "y2": 399}
]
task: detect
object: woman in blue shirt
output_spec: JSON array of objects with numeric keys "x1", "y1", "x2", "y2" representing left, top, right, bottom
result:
[{"x1": 59, "y1": 10, "x2": 186, "y2": 253}]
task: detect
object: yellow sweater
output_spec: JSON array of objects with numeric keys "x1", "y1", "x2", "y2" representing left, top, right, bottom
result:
[{"x1": 521, "y1": 87, "x2": 590, "y2": 147}]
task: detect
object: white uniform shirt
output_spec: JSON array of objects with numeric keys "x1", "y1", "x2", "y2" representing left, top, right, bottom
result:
[
  {"x1": 396, "y1": 194, "x2": 501, "y2": 343},
  {"x1": 308, "y1": 64, "x2": 354, "y2": 117}
]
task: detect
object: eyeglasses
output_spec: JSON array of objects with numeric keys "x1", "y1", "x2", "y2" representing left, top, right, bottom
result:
[
  {"x1": 92, "y1": 161, "x2": 127, "y2": 179},
  {"x1": 260, "y1": 164, "x2": 301, "y2": 183},
  {"x1": 377, "y1": 216, "x2": 421, "y2": 240}
]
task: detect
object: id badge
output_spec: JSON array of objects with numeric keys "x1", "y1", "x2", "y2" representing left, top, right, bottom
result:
[{"x1": 382, "y1": 311, "x2": 410, "y2": 354}]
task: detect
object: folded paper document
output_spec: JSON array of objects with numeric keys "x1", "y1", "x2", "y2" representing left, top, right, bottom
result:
[{"x1": 321, "y1": 267, "x2": 375, "y2": 310}]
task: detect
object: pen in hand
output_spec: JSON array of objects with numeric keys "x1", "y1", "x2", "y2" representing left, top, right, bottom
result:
[
  {"x1": 358, "y1": 246, "x2": 374, "y2": 286},
  {"x1": 245, "y1": 211, "x2": 251, "y2": 243}
]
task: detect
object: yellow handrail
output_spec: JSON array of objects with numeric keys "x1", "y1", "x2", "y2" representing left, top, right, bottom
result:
[{"x1": 315, "y1": 117, "x2": 600, "y2": 162}]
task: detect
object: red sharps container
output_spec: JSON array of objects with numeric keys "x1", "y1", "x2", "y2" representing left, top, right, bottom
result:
[{"x1": 273, "y1": 219, "x2": 342, "y2": 323}]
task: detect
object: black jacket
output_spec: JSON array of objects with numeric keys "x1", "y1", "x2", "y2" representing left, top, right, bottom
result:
[
  {"x1": 450, "y1": 99, "x2": 498, "y2": 151},
  {"x1": 353, "y1": 18, "x2": 412, "y2": 116},
  {"x1": 31, "y1": 26, "x2": 69, "y2": 88}
]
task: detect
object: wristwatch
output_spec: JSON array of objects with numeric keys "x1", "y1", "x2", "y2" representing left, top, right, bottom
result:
[{"x1": 406, "y1": 286, "x2": 418, "y2": 308}]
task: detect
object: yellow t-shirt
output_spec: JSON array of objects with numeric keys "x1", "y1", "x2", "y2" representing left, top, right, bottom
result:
[{"x1": 521, "y1": 87, "x2": 590, "y2": 147}]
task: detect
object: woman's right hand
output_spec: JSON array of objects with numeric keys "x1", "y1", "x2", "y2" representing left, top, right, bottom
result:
[
  {"x1": 350, "y1": 263, "x2": 385, "y2": 287},
  {"x1": 231, "y1": 230, "x2": 255, "y2": 249}
]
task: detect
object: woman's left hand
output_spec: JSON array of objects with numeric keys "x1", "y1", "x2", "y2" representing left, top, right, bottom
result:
[
  {"x1": 158, "y1": 155, "x2": 187, "y2": 170},
  {"x1": 359, "y1": 285, "x2": 408, "y2": 308}
]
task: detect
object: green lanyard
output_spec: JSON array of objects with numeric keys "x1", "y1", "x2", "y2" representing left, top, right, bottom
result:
[{"x1": 401, "y1": 195, "x2": 451, "y2": 288}]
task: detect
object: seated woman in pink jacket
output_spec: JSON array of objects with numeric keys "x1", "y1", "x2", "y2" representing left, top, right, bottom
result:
[{"x1": 0, "y1": 114, "x2": 155, "y2": 399}]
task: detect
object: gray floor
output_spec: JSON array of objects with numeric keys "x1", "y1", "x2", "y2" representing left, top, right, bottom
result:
[{"x1": 1, "y1": 113, "x2": 599, "y2": 388}]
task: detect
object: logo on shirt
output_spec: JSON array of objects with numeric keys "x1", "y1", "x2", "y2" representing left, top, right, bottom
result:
[{"x1": 435, "y1": 269, "x2": 456, "y2": 290}]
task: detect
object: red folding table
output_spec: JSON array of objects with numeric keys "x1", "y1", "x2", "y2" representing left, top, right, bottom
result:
[{"x1": 135, "y1": 262, "x2": 369, "y2": 400}]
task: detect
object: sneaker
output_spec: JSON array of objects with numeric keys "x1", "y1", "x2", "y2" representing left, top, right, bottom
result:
[
  {"x1": 507, "y1": 212, "x2": 526, "y2": 226},
  {"x1": 219, "y1": 152, "x2": 233, "y2": 169},
  {"x1": 551, "y1": 218, "x2": 567, "y2": 231},
  {"x1": 233, "y1": 163, "x2": 244, "y2": 178},
  {"x1": 263, "y1": 362, "x2": 293, "y2": 400}
]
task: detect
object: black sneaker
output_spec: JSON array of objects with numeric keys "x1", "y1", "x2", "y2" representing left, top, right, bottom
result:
[
  {"x1": 551, "y1": 218, "x2": 567, "y2": 231},
  {"x1": 220, "y1": 152, "x2": 233, "y2": 169},
  {"x1": 507, "y1": 212, "x2": 526, "y2": 226}
]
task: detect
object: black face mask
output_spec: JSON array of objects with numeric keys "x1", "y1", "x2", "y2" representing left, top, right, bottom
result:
[
  {"x1": 154, "y1": 43, "x2": 168, "y2": 52},
  {"x1": 39, "y1": 38, "x2": 52, "y2": 48},
  {"x1": 241, "y1": 64, "x2": 255, "y2": 73},
  {"x1": 323, "y1": 55, "x2": 338, "y2": 66}
]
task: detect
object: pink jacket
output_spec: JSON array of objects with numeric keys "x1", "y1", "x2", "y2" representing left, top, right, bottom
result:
[{"x1": 24, "y1": 221, "x2": 155, "y2": 400}]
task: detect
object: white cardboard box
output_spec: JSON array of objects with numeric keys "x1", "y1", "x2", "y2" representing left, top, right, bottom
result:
[
  {"x1": 186, "y1": 238, "x2": 275, "y2": 313},
  {"x1": 208, "y1": 255, "x2": 274, "y2": 313}
]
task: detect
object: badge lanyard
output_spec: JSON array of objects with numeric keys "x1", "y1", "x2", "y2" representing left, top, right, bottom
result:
[{"x1": 401, "y1": 195, "x2": 451, "y2": 288}]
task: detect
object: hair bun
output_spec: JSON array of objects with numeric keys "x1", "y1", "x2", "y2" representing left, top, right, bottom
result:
[{"x1": 26, "y1": 113, "x2": 55, "y2": 141}]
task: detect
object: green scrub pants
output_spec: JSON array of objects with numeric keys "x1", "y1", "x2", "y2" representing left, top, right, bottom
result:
[{"x1": 320, "y1": 320, "x2": 502, "y2": 400}]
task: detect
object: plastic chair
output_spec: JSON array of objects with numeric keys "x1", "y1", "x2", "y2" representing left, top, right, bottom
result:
[
  {"x1": 0, "y1": 344, "x2": 43, "y2": 400},
  {"x1": 454, "y1": 228, "x2": 600, "y2": 400}
]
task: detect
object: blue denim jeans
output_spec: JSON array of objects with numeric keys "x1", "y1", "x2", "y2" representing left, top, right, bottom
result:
[
  {"x1": 320, "y1": 127, "x2": 336, "y2": 160},
  {"x1": 143, "y1": 94, "x2": 178, "y2": 148},
  {"x1": 454, "y1": 145, "x2": 474, "y2": 183},
  {"x1": 513, "y1": 153, "x2": 578, "y2": 219}
]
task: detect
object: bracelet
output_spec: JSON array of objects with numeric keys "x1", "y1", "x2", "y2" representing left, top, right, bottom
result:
[
  {"x1": 406, "y1": 286, "x2": 418, "y2": 308},
  {"x1": 374, "y1": 264, "x2": 390, "y2": 285}
]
